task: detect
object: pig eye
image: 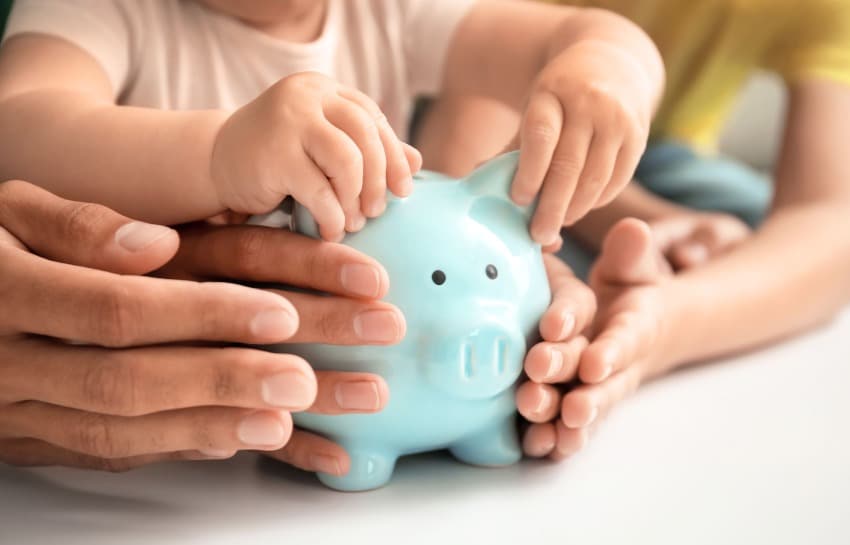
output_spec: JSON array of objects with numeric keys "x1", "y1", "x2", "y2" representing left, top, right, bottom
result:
[
  {"x1": 431, "y1": 270, "x2": 446, "y2": 285},
  {"x1": 485, "y1": 264, "x2": 498, "y2": 280}
]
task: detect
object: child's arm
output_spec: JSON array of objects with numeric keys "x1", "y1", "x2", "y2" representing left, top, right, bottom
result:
[
  {"x1": 0, "y1": 35, "x2": 224, "y2": 225},
  {"x1": 440, "y1": 1, "x2": 665, "y2": 245},
  {"x1": 0, "y1": 35, "x2": 419, "y2": 240}
]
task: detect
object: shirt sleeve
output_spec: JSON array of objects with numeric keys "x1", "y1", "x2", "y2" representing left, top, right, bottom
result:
[
  {"x1": 2, "y1": 0, "x2": 133, "y2": 96},
  {"x1": 763, "y1": 1, "x2": 850, "y2": 88},
  {"x1": 401, "y1": 0, "x2": 477, "y2": 96}
]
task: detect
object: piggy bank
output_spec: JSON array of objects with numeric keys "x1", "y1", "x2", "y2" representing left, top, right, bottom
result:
[{"x1": 276, "y1": 151, "x2": 551, "y2": 491}]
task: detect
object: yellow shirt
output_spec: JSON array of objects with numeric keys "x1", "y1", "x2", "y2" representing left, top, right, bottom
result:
[{"x1": 547, "y1": 0, "x2": 850, "y2": 151}]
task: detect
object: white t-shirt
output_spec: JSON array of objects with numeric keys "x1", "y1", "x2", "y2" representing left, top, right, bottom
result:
[{"x1": 3, "y1": 0, "x2": 475, "y2": 138}]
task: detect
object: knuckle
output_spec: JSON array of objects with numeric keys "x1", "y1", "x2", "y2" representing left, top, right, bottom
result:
[
  {"x1": 208, "y1": 349, "x2": 251, "y2": 402},
  {"x1": 90, "y1": 282, "x2": 143, "y2": 347},
  {"x1": 58, "y1": 201, "x2": 112, "y2": 243},
  {"x1": 312, "y1": 182, "x2": 340, "y2": 209},
  {"x1": 277, "y1": 71, "x2": 327, "y2": 94},
  {"x1": 547, "y1": 155, "x2": 584, "y2": 182},
  {"x1": 348, "y1": 105, "x2": 379, "y2": 135},
  {"x1": 336, "y1": 144, "x2": 364, "y2": 177},
  {"x1": 315, "y1": 306, "x2": 343, "y2": 342},
  {"x1": 81, "y1": 356, "x2": 140, "y2": 416},
  {"x1": 0, "y1": 179, "x2": 31, "y2": 201},
  {"x1": 190, "y1": 411, "x2": 216, "y2": 450},
  {"x1": 232, "y1": 228, "x2": 270, "y2": 278},
  {"x1": 586, "y1": 82, "x2": 616, "y2": 103},
  {"x1": 302, "y1": 247, "x2": 324, "y2": 284},
  {"x1": 524, "y1": 119, "x2": 559, "y2": 147},
  {"x1": 93, "y1": 457, "x2": 135, "y2": 473},
  {"x1": 574, "y1": 82, "x2": 616, "y2": 111},
  {"x1": 75, "y1": 413, "x2": 127, "y2": 458}
]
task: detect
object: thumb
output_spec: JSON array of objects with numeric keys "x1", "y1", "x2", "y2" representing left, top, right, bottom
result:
[
  {"x1": 0, "y1": 180, "x2": 178, "y2": 274},
  {"x1": 591, "y1": 217, "x2": 668, "y2": 287}
]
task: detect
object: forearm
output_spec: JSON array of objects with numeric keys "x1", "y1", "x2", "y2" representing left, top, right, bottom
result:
[
  {"x1": 570, "y1": 183, "x2": 690, "y2": 250},
  {"x1": 0, "y1": 90, "x2": 227, "y2": 224},
  {"x1": 415, "y1": 96, "x2": 518, "y2": 176},
  {"x1": 657, "y1": 202, "x2": 850, "y2": 373},
  {"x1": 445, "y1": 2, "x2": 664, "y2": 113}
]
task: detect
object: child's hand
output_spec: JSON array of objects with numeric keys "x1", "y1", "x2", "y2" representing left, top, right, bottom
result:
[
  {"x1": 512, "y1": 253, "x2": 597, "y2": 458},
  {"x1": 211, "y1": 72, "x2": 422, "y2": 241},
  {"x1": 511, "y1": 42, "x2": 653, "y2": 246}
]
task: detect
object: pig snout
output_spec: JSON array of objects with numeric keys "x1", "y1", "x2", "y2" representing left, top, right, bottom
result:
[{"x1": 422, "y1": 320, "x2": 526, "y2": 400}]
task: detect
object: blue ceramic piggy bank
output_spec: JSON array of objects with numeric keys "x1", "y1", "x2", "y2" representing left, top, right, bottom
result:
[{"x1": 277, "y1": 151, "x2": 550, "y2": 491}]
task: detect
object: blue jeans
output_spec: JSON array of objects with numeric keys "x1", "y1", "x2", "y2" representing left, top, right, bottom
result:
[{"x1": 559, "y1": 141, "x2": 773, "y2": 279}]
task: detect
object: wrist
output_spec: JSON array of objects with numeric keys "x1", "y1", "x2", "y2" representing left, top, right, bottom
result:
[
  {"x1": 649, "y1": 275, "x2": 707, "y2": 376},
  {"x1": 205, "y1": 109, "x2": 233, "y2": 212}
]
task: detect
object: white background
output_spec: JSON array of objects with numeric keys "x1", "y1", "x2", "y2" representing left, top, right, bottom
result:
[{"x1": 2, "y1": 309, "x2": 848, "y2": 545}]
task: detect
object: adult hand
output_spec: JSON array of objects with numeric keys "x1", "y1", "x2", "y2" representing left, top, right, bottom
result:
[
  {"x1": 517, "y1": 219, "x2": 673, "y2": 459},
  {"x1": 513, "y1": 253, "x2": 597, "y2": 459},
  {"x1": 159, "y1": 220, "x2": 406, "y2": 477},
  {"x1": 650, "y1": 212, "x2": 751, "y2": 271},
  {"x1": 0, "y1": 181, "x2": 347, "y2": 472}
]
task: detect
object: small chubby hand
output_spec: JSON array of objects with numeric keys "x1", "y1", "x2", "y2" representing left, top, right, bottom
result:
[
  {"x1": 211, "y1": 71, "x2": 422, "y2": 242},
  {"x1": 511, "y1": 41, "x2": 654, "y2": 246}
]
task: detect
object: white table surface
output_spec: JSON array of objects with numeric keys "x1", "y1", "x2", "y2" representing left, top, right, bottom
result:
[{"x1": 2, "y1": 310, "x2": 848, "y2": 545}]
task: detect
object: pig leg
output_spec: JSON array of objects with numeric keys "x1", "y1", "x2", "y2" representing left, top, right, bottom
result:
[
  {"x1": 316, "y1": 444, "x2": 398, "y2": 492},
  {"x1": 448, "y1": 416, "x2": 521, "y2": 467}
]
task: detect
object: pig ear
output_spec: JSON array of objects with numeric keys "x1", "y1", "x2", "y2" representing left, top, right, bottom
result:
[{"x1": 465, "y1": 151, "x2": 534, "y2": 222}]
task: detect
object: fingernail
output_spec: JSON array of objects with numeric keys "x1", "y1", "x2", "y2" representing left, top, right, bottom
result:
[
  {"x1": 310, "y1": 454, "x2": 343, "y2": 476},
  {"x1": 262, "y1": 371, "x2": 315, "y2": 409},
  {"x1": 583, "y1": 406, "x2": 599, "y2": 427},
  {"x1": 534, "y1": 388, "x2": 552, "y2": 416},
  {"x1": 364, "y1": 199, "x2": 386, "y2": 218},
  {"x1": 546, "y1": 348, "x2": 564, "y2": 380},
  {"x1": 237, "y1": 413, "x2": 286, "y2": 446},
  {"x1": 398, "y1": 177, "x2": 414, "y2": 197},
  {"x1": 200, "y1": 449, "x2": 236, "y2": 459},
  {"x1": 334, "y1": 381, "x2": 381, "y2": 411},
  {"x1": 340, "y1": 263, "x2": 382, "y2": 298},
  {"x1": 599, "y1": 345, "x2": 618, "y2": 379},
  {"x1": 114, "y1": 222, "x2": 173, "y2": 252},
  {"x1": 353, "y1": 309, "x2": 401, "y2": 343},
  {"x1": 347, "y1": 213, "x2": 367, "y2": 232},
  {"x1": 559, "y1": 312, "x2": 576, "y2": 340},
  {"x1": 539, "y1": 230, "x2": 561, "y2": 247},
  {"x1": 250, "y1": 308, "x2": 298, "y2": 341},
  {"x1": 513, "y1": 193, "x2": 533, "y2": 207},
  {"x1": 526, "y1": 437, "x2": 554, "y2": 458},
  {"x1": 598, "y1": 361, "x2": 613, "y2": 381}
]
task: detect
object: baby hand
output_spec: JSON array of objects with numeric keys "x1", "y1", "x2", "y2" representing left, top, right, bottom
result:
[
  {"x1": 211, "y1": 72, "x2": 422, "y2": 241},
  {"x1": 511, "y1": 41, "x2": 653, "y2": 245}
]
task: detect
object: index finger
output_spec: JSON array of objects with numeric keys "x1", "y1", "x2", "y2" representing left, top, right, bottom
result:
[
  {"x1": 167, "y1": 224, "x2": 389, "y2": 300},
  {"x1": 0, "y1": 248, "x2": 299, "y2": 347}
]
